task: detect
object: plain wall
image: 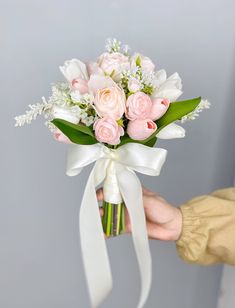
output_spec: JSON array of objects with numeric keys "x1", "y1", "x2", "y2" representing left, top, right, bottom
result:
[{"x1": 1, "y1": 1, "x2": 235, "y2": 308}]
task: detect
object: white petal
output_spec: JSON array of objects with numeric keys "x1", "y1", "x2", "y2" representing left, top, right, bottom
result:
[
  {"x1": 155, "y1": 69, "x2": 167, "y2": 87},
  {"x1": 156, "y1": 123, "x2": 185, "y2": 139},
  {"x1": 88, "y1": 74, "x2": 116, "y2": 95},
  {"x1": 59, "y1": 59, "x2": 88, "y2": 82},
  {"x1": 167, "y1": 72, "x2": 182, "y2": 90},
  {"x1": 70, "y1": 90, "x2": 82, "y2": 102},
  {"x1": 52, "y1": 106, "x2": 79, "y2": 124},
  {"x1": 154, "y1": 88, "x2": 183, "y2": 102},
  {"x1": 152, "y1": 71, "x2": 183, "y2": 101}
]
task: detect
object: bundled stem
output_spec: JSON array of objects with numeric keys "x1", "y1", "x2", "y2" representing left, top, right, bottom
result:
[{"x1": 102, "y1": 201, "x2": 126, "y2": 237}]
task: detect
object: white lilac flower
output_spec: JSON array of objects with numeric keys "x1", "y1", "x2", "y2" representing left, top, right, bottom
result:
[
  {"x1": 45, "y1": 121, "x2": 57, "y2": 133},
  {"x1": 81, "y1": 115, "x2": 98, "y2": 127},
  {"x1": 105, "y1": 38, "x2": 121, "y2": 53},
  {"x1": 80, "y1": 93, "x2": 94, "y2": 105},
  {"x1": 181, "y1": 99, "x2": 211, "y2": 123},
  {"x1": 70, "y1": 90, "x2": 82, "y2": 102},
  {"x1": 15, "y1": 97, "x2": 52, "y2": 126},
  {"x1": 122, "y1": 44, "x2": 130, "y2": 56},
  {"x1": 48, "y1": 83, "x2": 71, "y2": 107}
]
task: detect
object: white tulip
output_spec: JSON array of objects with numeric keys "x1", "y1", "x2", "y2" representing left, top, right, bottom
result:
[
  {"x1": 156, "y1": 123, "x2": 185, "y2": 139},
  {"x1": 153, "y1": 71, "x2": 183, "y2": 102},
  {"x1": 59, "y1": 59, "x2": 89, "y2": 83},
  {"x1": 52, "y1": 106, "x2": 79, "y2": 124}
]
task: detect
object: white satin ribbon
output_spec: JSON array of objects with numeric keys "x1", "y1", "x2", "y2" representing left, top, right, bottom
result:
[{"x1": 66, "y1": 143, "x2": 167, "y2": 308}]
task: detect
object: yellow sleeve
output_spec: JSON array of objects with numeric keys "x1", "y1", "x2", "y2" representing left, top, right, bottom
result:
[{"x1": 176, "y1": 188, "x2": 235, "y2": 265}]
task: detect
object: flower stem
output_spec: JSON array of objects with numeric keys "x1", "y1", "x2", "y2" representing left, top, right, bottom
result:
[{"x1": 102, "y1": 201, "x2": 126, "y2": 237}]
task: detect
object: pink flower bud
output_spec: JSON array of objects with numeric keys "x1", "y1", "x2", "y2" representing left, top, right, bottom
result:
[
  {"x1": 150, "y1": 98, "x2": 170, "y2": 121},
  {"x1": 127, "y1": 118, "x2": 157, "y2": 140},
  {"x1": 53, "y1": 130, "x2": 73, "y2": 144},
  {"x1": 71, "y1": 78, "x2": 89, "y2": 94}
]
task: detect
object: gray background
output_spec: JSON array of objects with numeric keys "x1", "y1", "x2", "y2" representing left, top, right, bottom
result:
[{"x1": 1, "y1": 0, "x2": 235, "y2": 307}]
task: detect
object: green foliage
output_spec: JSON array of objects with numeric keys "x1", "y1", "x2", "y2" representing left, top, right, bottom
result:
[
  {"x1": 119, "y1": 97, "x2": 202, "y2": 147},
  {"x1": 51, "y1": 119, "x2": 98, "y2": 145}
]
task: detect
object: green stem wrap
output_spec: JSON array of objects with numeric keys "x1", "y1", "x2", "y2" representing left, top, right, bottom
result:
[{"x1": 102, "y1": 201, "x2": 126, "y2": 237}]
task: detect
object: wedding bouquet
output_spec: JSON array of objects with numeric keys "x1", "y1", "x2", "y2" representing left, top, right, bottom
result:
[{"x1": 15, "y1": 38, "x2": 210, "y2": 308}]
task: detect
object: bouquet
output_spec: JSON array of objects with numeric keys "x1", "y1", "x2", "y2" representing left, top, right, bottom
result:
[{"x1": 15, "y1": 38, "x2": 210, "y2": 308}]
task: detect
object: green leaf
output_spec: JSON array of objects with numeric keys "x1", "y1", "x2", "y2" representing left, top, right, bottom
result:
[
  {"x1": 52, "y1": 119, "x2": 94, "y2": 136},
  {"x1": 119, "y1": 134, "x2": 157, "y2": 148},
  {"x1": 119, "y1": 134, "x2": 133, "y2": 146},
  {"x1": 51, "y1": 119, "x2": 98, "y2": 145},
  {"x1": 143, "y1": 137, "x2": 157, "y2": 147},
  {"x1": 156, "y1": 97, "x2": 201, "y2": 130}
]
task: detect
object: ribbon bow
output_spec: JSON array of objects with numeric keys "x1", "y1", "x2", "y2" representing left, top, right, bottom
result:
[{"x1": 66, "y1": 142, "x2": 167, "y2": 308}]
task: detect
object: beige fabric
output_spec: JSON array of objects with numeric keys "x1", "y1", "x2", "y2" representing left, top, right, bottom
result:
[{"x1": 176, "y1": 188, "x2": 235, "y2": 265}]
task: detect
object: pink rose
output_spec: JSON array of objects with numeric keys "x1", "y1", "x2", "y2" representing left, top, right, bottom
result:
[
  {"x1": 94, "y1": 117, "x2": 124, "y2": 145},
  {"x1": 94, "y1": 86, "x2": 126, "y2": 120},
  {"x1": 127, "y1": 118, "x2": 157, "y2": 140},
  {"x1": 150, "y1": 98, "x2": 170, "y2": 121},
  {"x1": 98, "y1": 52, "x2": 130, "y2": 81},
  {"x1": 126, "y1": 92, "x2": 152, "y2": 121}
]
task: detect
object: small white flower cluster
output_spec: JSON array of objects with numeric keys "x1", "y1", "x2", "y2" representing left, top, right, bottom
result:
[
  {"x1": 120, "y1": 66, "x2": 156, "y2": 96},
  {"x1": 181, "y1": 99, "x2": 211, "y2": 123},
  {"x1": 105, "y1": 38, "x2": 130, "y2": 55},
  {"x1": 15, "y1": 97, "x2": 52, "y2": 127},
  {"x1": 48, "y1": 82, "x2": 70, "y2": 107},
  {"x1": 15, "y1": 83, "x2": 97, "y2": 128}
]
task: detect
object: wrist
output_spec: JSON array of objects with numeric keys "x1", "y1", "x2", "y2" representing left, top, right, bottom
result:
[{"x1": 172, "y1": 208, "x2": 183, "y2": 241}]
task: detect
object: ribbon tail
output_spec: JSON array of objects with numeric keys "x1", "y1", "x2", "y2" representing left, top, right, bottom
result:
[
  {"x1": 116, "y1": 164, "x2": 152, "y2": 308},
  {"x1": 79, "y1": 160, "x2": 112, "y2": 307}
]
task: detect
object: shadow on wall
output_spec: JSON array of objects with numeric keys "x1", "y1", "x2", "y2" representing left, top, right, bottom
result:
[{"x1": 212, "y1": 55, "x2": 235, "y2": 188}]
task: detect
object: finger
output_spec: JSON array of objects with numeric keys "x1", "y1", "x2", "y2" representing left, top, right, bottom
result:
[
  {"x1": 142, "y1": 186, "x2": 154, "y2": 196},
  {"x1": 96, "y1": 188, "x2": 104, "y2": 201}
]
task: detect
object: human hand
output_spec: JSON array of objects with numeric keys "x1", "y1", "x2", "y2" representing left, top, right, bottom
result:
[{"x1": 97, "y1": 186, "x2": 182, "y2": 241}]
